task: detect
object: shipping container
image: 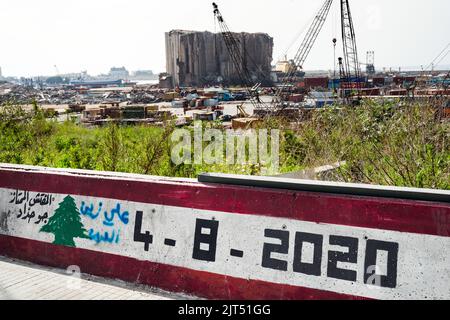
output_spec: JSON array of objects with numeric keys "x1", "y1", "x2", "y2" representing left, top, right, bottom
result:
[
  {"x1": 163, "y1": 92, "x2": 180, "y2": 101},
  {"x1": 68, "y1": 104, "x2": 86, "y2": 113},
  {"x1": 231, "y1": 118, "x2": 262, "y2": 130},
  {"x1": 372, "y1": 77, "x2": 385, "y2": 87},
  {"x1": 204, "y1": 99, "x2": 219, "y2": 107},
  {"x1": 393, "y1": 76, "x2": 416, "y2": 85},
  {"x1": 122, "y1": 106, "x2": 146, "y2": 119},
  {"x1": 193, "y1": 112, "x2": 215, "y2": 121},
  {"x1": 427, "y1": 89, "x2": 450, "y2": 96},
  {"x1": 359, "y1": 88, "x2": 381, "y2": 96},
  {"x1": 304, "y1": 77, "x2": 329, "y2": 89},
  {"x1": 288, "y1": 94, "x2": 305, "y2": 103},
  {"x1": 82, "y1": 108, "x2": 104, "y2": 122},
  {"x1": 104, "y1": 107, "x2": 121, "y2": 119},
  {"x1": 389, "y1": 89, "x2": 408, "y2": 96},
  {"x1": 195, "y1": 99, "x2": 204, "y2": 108},
  {"x1": 172, "y1": 99, "x2": 187, "y2": 108},
  {"x1": 328, "y1": 79, "x2": 340, "y2": 90},
  {"x1": 340, "y1": 82, "x2": 367, "y2": 89},
  {"x1": 147, "y1": 105, "x2": 159, "y2": 112}
]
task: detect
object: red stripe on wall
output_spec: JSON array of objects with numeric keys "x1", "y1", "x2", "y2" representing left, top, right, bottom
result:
[
  {"x1": 0, "y1": 169, "x2": 449, "y2": 237},
  {"x1": 0, "y1": 234, "x2": 367, "y2": 300}
]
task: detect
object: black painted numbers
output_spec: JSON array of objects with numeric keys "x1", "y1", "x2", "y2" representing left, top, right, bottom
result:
[
  {"x1": 262, "y1": 229, "x2": 289, "y2": 271},
  {"x1": 131, "y1": 210, "x2": 400, "y2": 290},
  {"x1": 364, "y1": 240, "x2": 399, "y2": 289},
  {"x1": 261, "y1": 228, "x2": 399, "y2": 288},
  {"x1": 132, "y1": 212, "x2": 221, "y2": 262},
  {"x1": 134, "y1": 211, "x2": 153, "y2": 251},
  {"x1": 327, "y1": 236, "x2": 358, "y2": 282},
  {"x1": 293, "y1": 232, "x2": 323, "y2": 276},
  {"x1": 192, "y1": 219, "x2": 219, "y2": 262}
]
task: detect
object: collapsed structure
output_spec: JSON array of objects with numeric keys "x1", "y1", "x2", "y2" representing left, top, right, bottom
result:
[{"x1": 165, "y1": 30, "x2": 273, "y2": 87}]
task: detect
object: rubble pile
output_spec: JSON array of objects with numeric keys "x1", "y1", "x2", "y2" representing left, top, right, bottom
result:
[{"x1": 0, "y1": 84, "x2": 163, "y2": 106}]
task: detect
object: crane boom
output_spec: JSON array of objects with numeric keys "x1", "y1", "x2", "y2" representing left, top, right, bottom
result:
[
  {"x1": 274, "y1": 0, "x2": 334, "y2": 105},
  {"x1": 340, "y1": 0, "x2": 361, "y2": 83},
  {"x1": 213, "y1": 2, "x2": 265, "y2": 108}
]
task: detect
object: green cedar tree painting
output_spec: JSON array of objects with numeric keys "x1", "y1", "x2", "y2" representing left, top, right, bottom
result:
[{"x1": 40, "y1": 195, "x2": 90, "y2": 247}]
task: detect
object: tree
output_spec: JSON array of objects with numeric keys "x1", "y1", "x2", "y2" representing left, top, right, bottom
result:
[{"x1": 40, "y1": 195, "x2": 90, "y2": 247}]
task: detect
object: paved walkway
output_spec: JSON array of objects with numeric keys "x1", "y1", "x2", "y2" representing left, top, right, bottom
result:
[{"x1": 0, "y1": 256, "x2": 190, "y2": 300}]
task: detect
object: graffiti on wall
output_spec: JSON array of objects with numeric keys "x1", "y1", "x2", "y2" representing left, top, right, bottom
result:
[
  {"x1": 40, "y1": 195, "x2": 90, "y2": 247},
  {"x1": 80, "y1": 201, "x2": 129, "y2": 245},
  {"x1": 1, "y1": 187, "x2": 449, "y2": 299},
  {"x1": 133, "y1": 213, "x2": 400, "y2": 289},
  {"x1": 7, "y1": 190, "x2": 130, "y2": 247},
  {"x1": 9, "y1": 190, "x2": 55, "y2": 225}
]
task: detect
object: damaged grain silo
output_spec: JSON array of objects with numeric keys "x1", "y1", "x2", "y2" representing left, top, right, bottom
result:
[{"x1": 165, "y1": 30, "x2": 273, "y2": 87}]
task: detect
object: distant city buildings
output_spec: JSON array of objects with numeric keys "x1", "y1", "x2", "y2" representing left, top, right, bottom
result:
[
  {"x1": 131, "y1": 70, "x2": 156, "y2": 80},
  {"x1": 0, "y1": 66, "x2": 159, "y2": 88},
  {"x1": 94, "y1": 67, "x2": 157, "y2": 82},
  {"x1": 60, "y1": 71, "x2": 90, "y2": 81},
  {"x1": 108, "y1": 67, "x2": 130, "y2": 80}
]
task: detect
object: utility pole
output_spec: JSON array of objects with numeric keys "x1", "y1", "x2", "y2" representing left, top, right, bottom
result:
[{"x1": 333, "y1": 38, "x2": 337, "y2": 78}]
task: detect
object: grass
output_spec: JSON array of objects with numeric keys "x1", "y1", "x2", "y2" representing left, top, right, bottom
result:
[{"x1": 0, "y1": 99, "x2": 448, "y2": 189}]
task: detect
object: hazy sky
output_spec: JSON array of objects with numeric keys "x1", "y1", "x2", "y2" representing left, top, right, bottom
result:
[{"x1": 0, "y1": 0, "x2": 449, "y2": 77}]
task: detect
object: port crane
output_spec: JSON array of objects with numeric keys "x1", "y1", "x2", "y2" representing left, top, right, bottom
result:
[
  {"x1": 212, "y1": 2, "x2": 266, "y2": 110},
  {"x1": 274, "y1": 0, "x2": 362, "y2": 110},
  {"x1": 338, "y1": 0, "x2": 362, "y2": 104},
  {"x1": 213, "y1": 0, "x2": 362, "y2": 115},
  {"x1": 339, "y1": 0, "x2": 361, "y2": 84},
  {"x1": 274, "y1": 0, "x2": 334, "y2": 105}
]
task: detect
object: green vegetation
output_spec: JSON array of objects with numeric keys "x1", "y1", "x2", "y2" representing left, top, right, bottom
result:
[
  {"x1": 280, "y1": 100, "x2": 449, "y2": 189},
  {"x1": 0, "y1": 100, "x2": 448, "y2": 189}
]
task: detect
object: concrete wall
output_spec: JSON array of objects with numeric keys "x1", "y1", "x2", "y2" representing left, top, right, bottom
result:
[
  {"x1": 0, "y1": 164, "x2": 449, "y2": 300},
  {"x1": 166, "y1": 30, "x2": 273, "y2": 87}
]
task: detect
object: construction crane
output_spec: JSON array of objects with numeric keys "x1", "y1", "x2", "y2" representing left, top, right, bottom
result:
[
  {"x1": 339, "y1": 0, "x2": 362, "y2": 103},
  {"x1": 274, "y1": 0, "x2": 362, "y2": 108},
  {"x1": 274, "y1": 0, "x2": 334, "y2": 106},
  {"x1": 212, "y1": 2, "x2": 265, "y2": 109},
  {"x1": 425, "y1": 42, "x2": 450, "y2": 72},
  {"x1": 274, "y1": 0, "x2": 363, "y2": 109},
  {"x1": 340, "y1": 0, "x2": 361, "y2": 81},
  {"x1": 213, "y1": 0, "x2": 362, "y2": 115}
]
